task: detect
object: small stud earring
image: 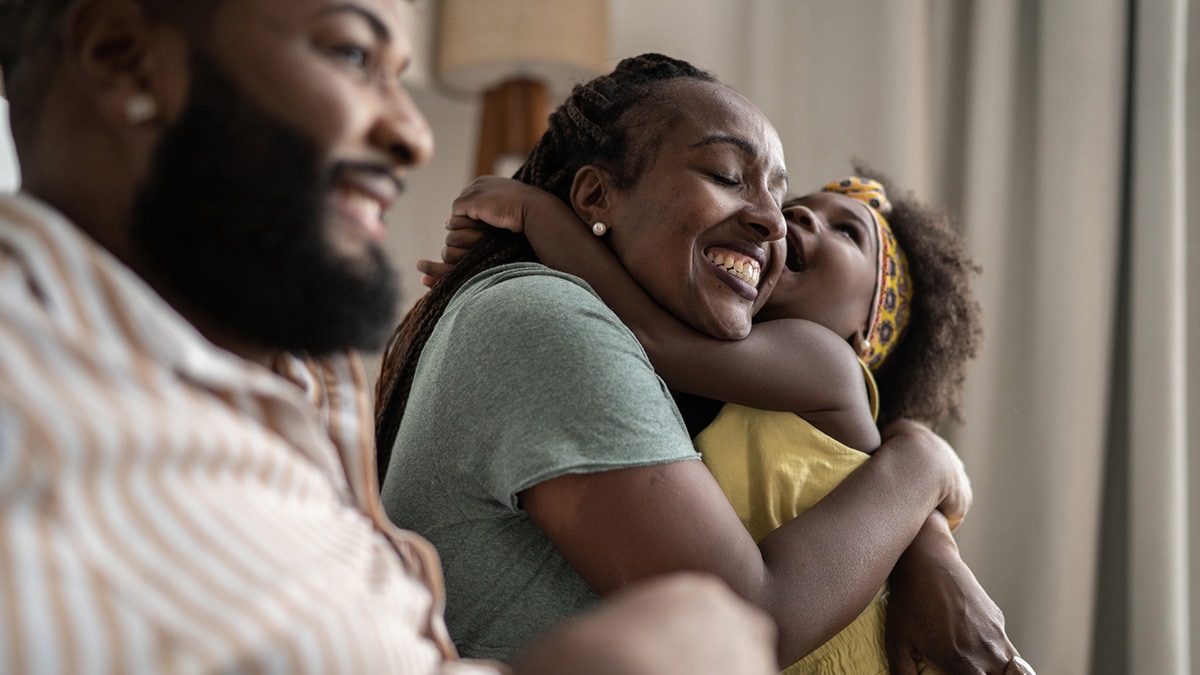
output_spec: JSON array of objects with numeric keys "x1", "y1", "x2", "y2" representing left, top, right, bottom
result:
[
  {"x1": 591, "y1": 222, "x2": 608, "y2": 237},
  {"x1": 859, "y1": 339, "x2": 871, "y2": 354},
  {"x1": 124, "y1": 94, "x2": 158, "y2": 125}
]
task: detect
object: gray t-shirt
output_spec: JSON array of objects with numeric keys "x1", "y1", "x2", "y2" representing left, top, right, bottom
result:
[{"x1": 381, "y1": 263, "x2": 700, "y2": 662}]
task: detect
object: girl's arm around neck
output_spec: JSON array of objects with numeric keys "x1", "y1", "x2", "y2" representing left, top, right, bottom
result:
[{"x1": 450, "y1": 177, "x2": 878, "y2": 451}]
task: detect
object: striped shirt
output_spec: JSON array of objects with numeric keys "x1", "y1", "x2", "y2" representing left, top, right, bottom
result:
[{"x1": 0, "y1": 194, "x2": 502, "y2": 675}]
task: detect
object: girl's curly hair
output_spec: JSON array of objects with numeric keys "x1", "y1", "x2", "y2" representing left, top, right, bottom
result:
[{"x1": 855, "y1": 163, "x2": 983, "y2": 428}]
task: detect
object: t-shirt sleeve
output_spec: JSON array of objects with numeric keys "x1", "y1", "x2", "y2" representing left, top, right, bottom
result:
[{"x1": 405, "y1": 269, "x2": 699, "y2": 511}]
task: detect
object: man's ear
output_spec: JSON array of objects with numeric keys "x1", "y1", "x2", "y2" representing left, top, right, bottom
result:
[
  {"x1": 66, "y1": 0, "x2": 183, "y2": 128},
  {"x1": 569, "y1": 165, "x2": 618, "y2": 227}
]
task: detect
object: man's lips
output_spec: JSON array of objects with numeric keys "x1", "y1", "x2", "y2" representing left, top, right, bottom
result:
[
  {"x1": 332, "y1": 170, "x2": 399, "y2": 241},
  {"x1": 335, "y1": 186, "x2": 386, "y2": 240}
]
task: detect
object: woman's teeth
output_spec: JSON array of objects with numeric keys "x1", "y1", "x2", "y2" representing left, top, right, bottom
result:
[{"x1": 706, "y1": 250, "x2": 761, "y2": 287}]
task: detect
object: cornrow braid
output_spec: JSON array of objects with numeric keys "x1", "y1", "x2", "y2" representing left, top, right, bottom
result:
[
  {"x1": 374, "y1": 53, "x2": 718, "y2": 478},
  {"x1": 855, "y1": 163, "x2": 984, "y2": 428}
]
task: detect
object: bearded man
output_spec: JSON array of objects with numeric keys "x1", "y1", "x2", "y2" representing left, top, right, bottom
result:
[{"x1": 0, "y1": 1, "x2": 777, "y2": 673}]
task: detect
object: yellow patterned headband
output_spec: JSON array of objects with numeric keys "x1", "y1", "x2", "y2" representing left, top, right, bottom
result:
[{"x1": 822, "y1": 177, "x2": 912, "y2": 372}]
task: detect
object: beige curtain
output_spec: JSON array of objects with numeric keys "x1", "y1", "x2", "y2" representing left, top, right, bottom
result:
[{"x1": 1113, "y1": 1, "x2": 1196, "y2": 673}]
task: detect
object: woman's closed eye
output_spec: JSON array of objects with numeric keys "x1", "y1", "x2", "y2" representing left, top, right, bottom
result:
[{"x1": 707, "y1": 171, "x2": 741, "y2": 187}]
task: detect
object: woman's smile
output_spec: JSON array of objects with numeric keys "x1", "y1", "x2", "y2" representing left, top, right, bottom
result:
[
  {"x1": 602, "y1": 79, "x2": 787, "y2": 340},
  {"x1": 704, "y1": 245, "x2": 765, "y2": 301}
]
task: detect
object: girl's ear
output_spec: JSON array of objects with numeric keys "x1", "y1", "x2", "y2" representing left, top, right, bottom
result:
[{"x1": 569, "y1": 164, "x2": 617, "y2": 226}]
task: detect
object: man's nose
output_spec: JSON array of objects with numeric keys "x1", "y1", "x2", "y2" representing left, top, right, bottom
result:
[{"x1": 370, "y1": 86, "x2": 435, "y2": 169}]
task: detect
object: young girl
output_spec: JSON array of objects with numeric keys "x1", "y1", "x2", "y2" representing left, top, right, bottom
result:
[{"x1": 428, "y1": 167, "x2": 985, "y2": 674}]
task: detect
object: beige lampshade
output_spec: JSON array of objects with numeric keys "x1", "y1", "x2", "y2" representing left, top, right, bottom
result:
[{"x1": 437, "y1": 0, "x2": 611, "y2": 95}]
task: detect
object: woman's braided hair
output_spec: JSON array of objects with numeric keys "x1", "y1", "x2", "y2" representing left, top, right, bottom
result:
[
  {"x1": 374, "y1": 53, "x2": 718, "y2": 476},
  {"x1": 855, "y1": 163, "x2": 984, "y2": 428}
]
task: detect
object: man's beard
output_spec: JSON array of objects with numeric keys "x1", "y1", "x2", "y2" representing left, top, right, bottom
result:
[{"x1": 129, "y1": 52, "x2": 399, "y2": 356}]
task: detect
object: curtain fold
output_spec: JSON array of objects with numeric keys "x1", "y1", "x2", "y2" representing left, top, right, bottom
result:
[
  {"x1": 950, "y1": 3, "x2": 1129, "y2": 672},
  {"x1": 1123, "y1": 1, "x2": 1192, "y2": 671},
  {"x1": 1188, "y1": 7, "x2": 1200, "y2": 674}
]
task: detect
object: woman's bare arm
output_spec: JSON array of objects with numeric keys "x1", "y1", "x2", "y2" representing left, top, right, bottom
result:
[
  {"x1": 521, "y1": 419, "x2": 969, "y2": 667},
  {"x1": 885, "y1": 513, "x2": 1020, "y2": 673}
]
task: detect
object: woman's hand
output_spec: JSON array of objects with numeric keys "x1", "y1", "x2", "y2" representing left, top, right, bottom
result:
[
  {"x1": 879, "y1": 419, "x2": 971, "y2": 529},
  {"x1": 417, "y1": 177, "x2": 578, "y2": 286},
  {"x1": 885, "y1": 513, "x2": 1025, "y2": 675}
]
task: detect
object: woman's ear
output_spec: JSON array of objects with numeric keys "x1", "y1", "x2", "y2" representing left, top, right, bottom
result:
[{"x1": 569, "y1": 165, "x2": 617, "y2": 226}]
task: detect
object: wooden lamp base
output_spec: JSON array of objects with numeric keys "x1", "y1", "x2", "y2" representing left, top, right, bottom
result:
[{"x1": 475, "y1": 78, "x2": 549, "y2": 178}]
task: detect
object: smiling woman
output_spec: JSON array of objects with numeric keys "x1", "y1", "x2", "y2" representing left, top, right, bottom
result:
[{"x1": 374, "y1": 53, "x2": 974, "y2": 668}]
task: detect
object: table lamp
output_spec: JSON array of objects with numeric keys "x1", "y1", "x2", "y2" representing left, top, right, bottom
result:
[{"x1": 437, "y1": 0, "x2": 611, "y2": 177}]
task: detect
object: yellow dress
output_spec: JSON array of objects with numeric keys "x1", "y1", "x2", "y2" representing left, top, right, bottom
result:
[{"x1": 696, "y1": 362, "x2": 933, "y2": 675}]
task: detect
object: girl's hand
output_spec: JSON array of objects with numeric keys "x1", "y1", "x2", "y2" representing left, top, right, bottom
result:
[
  {"x1": 879, "y1": 419, "x2": 971, "y2": 529},
  {"x1": 449, "y1": 175, "x2": 556, "y2": 233},
  {"x1": 886, "y1": 513, "x2": 1026, "y2": 675},
  {"x1": 416, "y1": 176, "x2": 577, "y2": 286},
  {"x1": 416, "y1": 218, "x2": 490, "y2": 286}
]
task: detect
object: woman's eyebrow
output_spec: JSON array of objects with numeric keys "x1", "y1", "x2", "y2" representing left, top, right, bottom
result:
[
  {"x1": 692, "y1": 134, "x2": 754, "y2": 154},
  {"x1": 691, "y1": 135, "x2": 789, "y2": 186},
  {"x1": 316, "y1": 4, "x2": 392, "y2": 42}
]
